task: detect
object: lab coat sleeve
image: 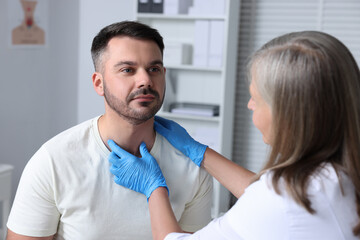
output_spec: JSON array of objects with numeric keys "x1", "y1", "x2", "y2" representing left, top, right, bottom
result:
[
  {"x1": 165, "y1": 173, "x2": 288, "y2": 240},
  {"x1": 165, "y1": 211, "x2": 244, "y2": 240}
]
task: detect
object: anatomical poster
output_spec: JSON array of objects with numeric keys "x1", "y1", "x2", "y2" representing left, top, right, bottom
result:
[{"x1": 8, "y1": 0, "x2": 48, "y2": 47}]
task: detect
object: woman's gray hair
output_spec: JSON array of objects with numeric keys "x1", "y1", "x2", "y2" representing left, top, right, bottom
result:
[{"x1": 248, "y1": 31, "x2": 360, "y2": 236}]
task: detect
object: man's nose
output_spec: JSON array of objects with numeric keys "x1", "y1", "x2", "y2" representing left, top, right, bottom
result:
[{"x1": 136, "y1": 69, "x2": 153, "y2": 88}]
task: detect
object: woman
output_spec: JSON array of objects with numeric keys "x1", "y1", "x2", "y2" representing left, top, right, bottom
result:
[{"x1": 108, "y1": 31, "x2": 360, "y2": 239}]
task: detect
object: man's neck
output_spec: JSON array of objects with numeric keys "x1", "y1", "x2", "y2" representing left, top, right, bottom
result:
[{"x1": 98, "y1": 113, "x2": 156, "y2": 156}]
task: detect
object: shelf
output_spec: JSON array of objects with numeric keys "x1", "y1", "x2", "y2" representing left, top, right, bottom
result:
[
  {"x1": 157, "y1": 111, "x2": 220, "y2": 122},
  {"x1": 137, "y1": 13, "x2": 226, "y2": 21},
  {"x1": 137, "y1": 0, "x2": 240, "y2": 218}
]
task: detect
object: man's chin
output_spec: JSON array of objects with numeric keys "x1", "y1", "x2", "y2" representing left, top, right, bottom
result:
[
  {"x1": 124, "y1": 111, "x2": 158, "y2": 125},
  {"x1": 133, "y1": 103, "x2": 162, "y2": 115}
]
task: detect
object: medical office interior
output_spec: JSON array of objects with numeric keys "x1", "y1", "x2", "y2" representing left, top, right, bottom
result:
[{"x1": 0, "y1": 0, "x2": 359, "y2": 238}]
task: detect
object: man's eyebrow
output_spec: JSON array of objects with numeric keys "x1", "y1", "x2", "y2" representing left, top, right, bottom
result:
[
  {"x1": 113, "y1": 60, "x2": 163, "y2": 68},
  {"x1": 114, "y1": 61, "x2": 136, "y2": 68},
  {"x1": 150, "y1": 60, "x2": 163, "y2": 66}
]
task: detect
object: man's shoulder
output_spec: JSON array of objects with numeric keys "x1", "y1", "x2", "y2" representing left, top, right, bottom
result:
[
  {"x1": 48, "y1": 117, "x2": 97, "y2": 142},
  {"x1": 41, "y1": 117, "x2": 99, "y2": 154},
  {"x1": 26, "y1": 116, "x2": 102, "y2": 169},
  {"x1": 154, "y1": 133, "x2": 212, "y2": 182}
]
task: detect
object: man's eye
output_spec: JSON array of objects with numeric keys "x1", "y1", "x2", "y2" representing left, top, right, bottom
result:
[
  {"x1": 148, "y1": 67, "x2": 161, "y2": 73},
  {"x1": 121, "y1": 68, "x2": 133, "y2": 73}
]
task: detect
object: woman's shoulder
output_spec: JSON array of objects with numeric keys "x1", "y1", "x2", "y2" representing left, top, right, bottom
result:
[
  {"x1": 227, "y1": 165, "x2": 357, "y2": 239},
  {"x1": 308, "y1": 163, "x2": 352, "y2": 193}
]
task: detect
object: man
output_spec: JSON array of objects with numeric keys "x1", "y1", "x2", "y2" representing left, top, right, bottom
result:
[{"x1": 6, "y1": 21, "x2": 213, "y2": 240}]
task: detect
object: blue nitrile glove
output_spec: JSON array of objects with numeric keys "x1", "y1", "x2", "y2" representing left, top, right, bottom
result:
[
  {"x1": 154, "y1": 116, "x2": 207, "y2": 167},
  {"x1": 108, "y1": 139, "x2": 168, "y2": 201}
]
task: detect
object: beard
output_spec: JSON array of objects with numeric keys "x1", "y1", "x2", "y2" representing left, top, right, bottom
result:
[{"x1": 103, "y1": 80, "x2": 164, "y2": 125}]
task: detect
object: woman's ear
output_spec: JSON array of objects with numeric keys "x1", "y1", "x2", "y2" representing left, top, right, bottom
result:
[{"x1": 92, "y1": 72, "x2": 104, "y2": 96}]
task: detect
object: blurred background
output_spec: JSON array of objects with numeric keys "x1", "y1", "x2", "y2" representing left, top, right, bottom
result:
[{"x1": 0, "y1": 0, "x2": 359, "y2": 235}]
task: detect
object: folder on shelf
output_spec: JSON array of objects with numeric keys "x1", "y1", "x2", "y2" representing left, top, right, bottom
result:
[
  {"x1": 164, "y1": 0, "x2": 193, "y2": 15},
  {"x1": 209, "y1": 20, "x2": 224, "y2": 67},
  {"x1": 193, "y1": 20, "x2": 210, "y2": 67},
  {"x1": 151, "y1": 0, "x2": 164, "y2": 13},
  {"x1": 164, "y1": 42, "x2": 192, "y2": 65},
  {"x1": 189, "y1": 0, "x2": 225, "y2": 15},
  {"x1": 138, "y1": 0, "x2": 151, "y2": 13},
  {"x1": 169, "y1": 102, "x2": 220, "y2": 117},
  {"x1": 138, "y1": 0, "x2": 163, "y2": 13}
]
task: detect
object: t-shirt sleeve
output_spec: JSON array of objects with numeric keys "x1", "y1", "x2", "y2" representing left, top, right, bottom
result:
[
  {"x1": 7, "y1": 146, "x2": 60, "y2": 237},
  {"x1": 178, "y1": 168, "x2": 213, "y2": 232}
]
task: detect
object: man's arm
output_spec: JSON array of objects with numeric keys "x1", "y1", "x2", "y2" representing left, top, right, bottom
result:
[
  {"x1": 7, "y1": 147, "x2": 60, "y2": 238},
  {"x1": 6, "y1": 229, "x2": 54, "y2": 240},
  {"x1": 177, "y1": 168, "x2": 212, "y2": 232}
]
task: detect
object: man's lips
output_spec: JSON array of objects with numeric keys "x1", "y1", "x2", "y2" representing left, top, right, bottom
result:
[{"x1": 132, "y1": 94, "x2": 156, "y2": 102}]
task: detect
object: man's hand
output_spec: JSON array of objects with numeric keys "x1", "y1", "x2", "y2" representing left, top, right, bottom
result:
[
  {"x1": 108, "y1": 140, "x2": 168, "y2": 200},
  {"x1": 154, "y1": 116, "x2": 207, "y2": 167}
]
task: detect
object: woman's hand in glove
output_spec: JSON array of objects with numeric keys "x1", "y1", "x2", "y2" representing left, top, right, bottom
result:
[
  {"x1": 108, "y1": 139, "x2": 168, "y2": 201},
  {"x1": 154, "y1": 116, "x2": 207, "y2": 167}
]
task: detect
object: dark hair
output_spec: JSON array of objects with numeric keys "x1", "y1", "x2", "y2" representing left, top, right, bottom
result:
[
  {"x1": 91, "y1": 21, "x2": 164, "y2": 71},
  {"x1": 249, "y1": 31, "x2": 360, "y2": 235}
]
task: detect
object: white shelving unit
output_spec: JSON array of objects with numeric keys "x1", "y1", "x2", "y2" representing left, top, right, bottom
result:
[{"x1": 136, "y1": 0, "x2": 240, "y2": 218}]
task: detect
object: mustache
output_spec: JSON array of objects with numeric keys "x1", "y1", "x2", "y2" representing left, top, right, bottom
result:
[{"x1": 127, "y1": 88, "x2": 160, "y2": 101}]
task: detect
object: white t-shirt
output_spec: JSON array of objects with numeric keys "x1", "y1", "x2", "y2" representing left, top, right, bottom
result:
[
  {"x1": 166, "y1": 164, "x2": 358, "y2": 240},
  {"x1": 7, "y1": 116, "x2": 213, "y2": 239}
]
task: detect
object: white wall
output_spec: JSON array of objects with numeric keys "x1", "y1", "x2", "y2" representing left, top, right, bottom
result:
[
  {"x1": 77, "y1": 0, "x2": 136, "y2": 122},
  {"x1": 0, "y1": 0, "x2": 80, "y2": 209}
]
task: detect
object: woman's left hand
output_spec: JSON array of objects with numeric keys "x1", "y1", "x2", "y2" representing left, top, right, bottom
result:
[{"x1": 108, "y1": 139, "x2": 168, "y2": 201}]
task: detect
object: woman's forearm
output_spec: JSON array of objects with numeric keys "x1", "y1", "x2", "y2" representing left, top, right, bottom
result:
[
  {"x1": 148, "y1": 187, "x2": 184, "y2": 240},
  {"x1": 202, "y1": 148, "x2": 255, "y2": 198}
]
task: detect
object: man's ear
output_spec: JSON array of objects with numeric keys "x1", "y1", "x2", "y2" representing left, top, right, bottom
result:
[{"x1": 92, "y1": 72, "x2": 104, "y2": 96}]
